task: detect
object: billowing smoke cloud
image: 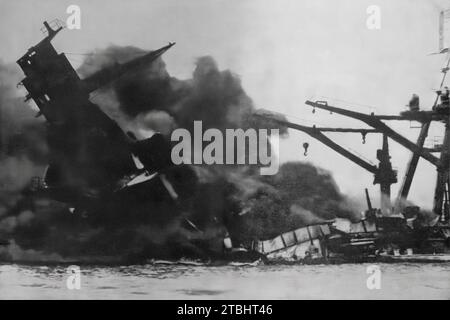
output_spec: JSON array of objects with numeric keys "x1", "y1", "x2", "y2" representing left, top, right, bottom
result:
[
  {"x1": 229, "y1": 162, "x2": 360, "y2": 244},
  {"x1": 0, "y1": 61, "x2": 48, "y2": 202},
  {"x1": 0, "y1": 61, "x2": 52, "y2": 261},
  {"x1": 78, "y1": 45, "x2": 288, "y2": 135},
  {"x1": 0, "y1": 47, "x2": 359, "y2": 263}
]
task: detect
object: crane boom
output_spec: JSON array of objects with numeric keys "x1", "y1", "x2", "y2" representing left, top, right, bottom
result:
[
  {"x1": 305, "y1": 100, "x2": 440, "y2": 167},
  {"x1": 255, "y1": 111, "x2": 398, "y2": 214},
  {"x1": 253, "y1": 114, "x2": 378, "y2": 173}
]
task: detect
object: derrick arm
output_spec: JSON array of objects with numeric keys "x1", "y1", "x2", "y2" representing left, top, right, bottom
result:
[
  {"x1": 254, "y1": 114, "x2": 378, "y2": 174},
  {"x1": 305, "y1": 100, "x2": 440, "y2": 167}
]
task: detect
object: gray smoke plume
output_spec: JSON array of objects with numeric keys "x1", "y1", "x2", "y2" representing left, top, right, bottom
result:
[{"x1": 0, "y1": 48, "x2": 361, "y2": 263}]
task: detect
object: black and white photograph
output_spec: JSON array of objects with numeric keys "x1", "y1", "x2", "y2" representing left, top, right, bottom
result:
[{"x1": 0, "y1": 0, "x2": 449, "y2": 302}]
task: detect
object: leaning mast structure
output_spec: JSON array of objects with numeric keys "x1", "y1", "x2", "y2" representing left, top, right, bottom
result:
[{"x1": 256, "y1": 9, "x2": 450, "y2": 222}]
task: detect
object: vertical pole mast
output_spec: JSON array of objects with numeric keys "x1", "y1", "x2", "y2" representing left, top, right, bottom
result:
[
  {"x1": 439, "y1": 10, "x2": 444, "y2": 52},
  {"x1": 433, "y1": 124, "x2": 450, "y2": 220},
  {"x1": 377, "y1": 134, "x2": 394, "y2": 215}
]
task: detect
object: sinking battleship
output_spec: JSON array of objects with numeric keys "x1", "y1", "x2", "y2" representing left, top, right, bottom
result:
[
  {"x1": 2, "y1": 20, "x2": 260, "y2": 262},
  {"x1": 14, "y1": 20, "x2": 182, "y2": 222},
  {"x1": 1, "y1": 18, "x2": 449, "y2": 264}
]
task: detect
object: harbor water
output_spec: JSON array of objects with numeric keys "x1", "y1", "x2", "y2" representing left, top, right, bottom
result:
[{"x1": 0, "y1": 262, "x2": 449, "y2": 299}]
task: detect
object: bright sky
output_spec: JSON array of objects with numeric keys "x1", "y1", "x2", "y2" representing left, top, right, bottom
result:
[{"x1": 1, "y1": 0, "x2": 449, "y2": 209}]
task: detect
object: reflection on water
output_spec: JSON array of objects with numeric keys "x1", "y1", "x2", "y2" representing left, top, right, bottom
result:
[{"x1": 0, "y1": 263, "x2": 449, "y2": 299}]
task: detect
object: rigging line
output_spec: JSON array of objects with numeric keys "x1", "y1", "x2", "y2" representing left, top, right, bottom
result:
[
  {"x1": 259, "y1": 108, "x2": 375, "y2": 129},
  {"x1": 65, "y1": 55, "x2": 116, "y2": 68},
  {"x1": 346, "y1": 146, "x2": 375, "y2": 165},
  {"x1": 285, "y1": 114, "x2": 329, "y2": 127},
  {"x1": 65, "y1": 52, "x2": 97, "y2": 56},
  {"x1": 259, "y1": 108, "x2": 330, "y2": 127},
  {"x1": 65, "y1": 56, "x2": 85, "y2": 63},
  {"x1": 65, "y1": 52, "x2": 148, "y2": 57},
  {"x1": 439, "y1": 55, "x2": 450, "y2": 87},
  {"x1": 66, "y1": 57, "x2": 100, "y2": 67},
  {"x1": 314, "y1": 95, "x2": 378, "y2": 112}
]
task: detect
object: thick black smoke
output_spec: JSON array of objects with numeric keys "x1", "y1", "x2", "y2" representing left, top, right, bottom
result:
[
  {"x1": 227, "y1": 162, "x2": 360, "y2": 245},
  {"x1": 0, "y1": 61, "x2": 53, "y2": 261},
  {"x1": 0, "y1": 47, "x2": 358, "y2": 263},
  {"x1": 78, "y1": 46, "x2": 287, "y2": 135}
]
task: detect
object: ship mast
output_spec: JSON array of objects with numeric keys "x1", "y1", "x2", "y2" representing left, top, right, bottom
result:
[
  {"x1": 255, "y1": 9, "x2": 450, "y2": 220},
  {"x1": 397, "y1": 9, "x2": 450, "y2": 221}
]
